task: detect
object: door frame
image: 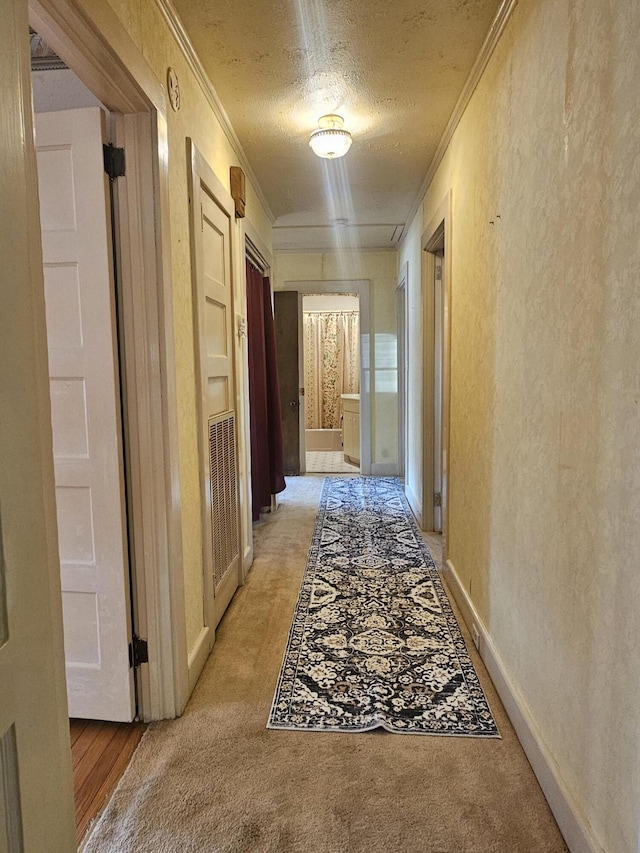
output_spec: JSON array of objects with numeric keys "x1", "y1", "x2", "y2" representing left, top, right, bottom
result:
[
  {"x1": 397, "y1": 262, "x2": 408, "y2": 480},
  {"x1": 0, "y1": 2, "x2": 77, "y2": 844},
  {"x1": 421, "y1": 192, "x2": 452, "y2": 549},
  {"x1": 432, "y1": 250, "x2": 444, "y2": 533},
  {"x1": 241, "y1": 223, "x2": 273, "y2": 566},
  {"x1": 30, "y1": 0, "x2": 188, "y2": 719},
  {"x1": 285, "y1": 279, "x2": 371, "y2": 476}
]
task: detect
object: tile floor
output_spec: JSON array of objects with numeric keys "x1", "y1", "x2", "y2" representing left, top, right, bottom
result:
[{"x1": 305, "y1": 451, "x2": 359, "y2": 474}]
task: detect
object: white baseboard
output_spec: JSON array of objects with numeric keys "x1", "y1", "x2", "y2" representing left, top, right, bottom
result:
[
  {"x1": 370, "y1": 462, "x2": 399, "y2": 477},
  {"x1": 186, "y1": 625, "x2": 213, "y2": 697},
  {"x1": 405, "y1": 482, "x2": 423, "y2": 527},
  {"x1": 242, "y1": 543, "x2": 254, "y2": 582},
  {"x1": 442, "y1": 559, "x2": 603, "y2": 853}
]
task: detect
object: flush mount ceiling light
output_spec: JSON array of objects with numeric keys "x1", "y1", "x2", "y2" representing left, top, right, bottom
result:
[{"x1": 309, "y1": 114, "x2": 353, "y2": 159}]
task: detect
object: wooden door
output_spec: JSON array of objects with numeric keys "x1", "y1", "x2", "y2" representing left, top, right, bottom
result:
[
  {"x1": 35, "y1": 108, "x2": 135, "y2": 722},
  {"x1": 274, "y1": 291, "x2": 300, "y2": 475},
  {"x1": 0, "y1": 5, "x2": 76, "y2": 846},
  {"x1": 193, "y1": 174, "x2": 240, "y2": 629}
]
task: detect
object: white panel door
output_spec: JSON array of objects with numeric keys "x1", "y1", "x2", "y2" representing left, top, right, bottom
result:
[
  {"x1": 195, "y1": 183, "x2": 240, "y2": 628},
  {"x1": 35, "y1": 108, "x2": 135, "y2": 722}
]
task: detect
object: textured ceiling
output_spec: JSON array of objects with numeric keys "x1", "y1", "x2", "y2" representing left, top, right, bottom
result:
[{"x1": 171, "y1": 0, "x2": 502, "y2": 249}]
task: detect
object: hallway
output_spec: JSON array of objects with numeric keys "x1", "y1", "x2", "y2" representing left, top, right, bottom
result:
[
  {"x1": 83, "y1": 477, "x2": 566, "y2": 852},
  {"x1": 4, "y1": 0, "x2": 640, "y2": 849}
]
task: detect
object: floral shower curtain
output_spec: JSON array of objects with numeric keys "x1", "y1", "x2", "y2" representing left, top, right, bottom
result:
[{"x1": 304, "y1": 310, "x2": 360, "y2": 429}]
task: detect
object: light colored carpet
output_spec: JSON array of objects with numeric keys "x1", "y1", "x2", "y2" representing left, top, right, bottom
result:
[{"x1": 82, "y1": 475, "x2": 567, "y2": 853}]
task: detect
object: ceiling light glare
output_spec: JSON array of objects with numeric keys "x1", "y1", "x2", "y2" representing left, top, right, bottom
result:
[{"x1": 309, "y1": 114, "x2": 353, "y2": 159}]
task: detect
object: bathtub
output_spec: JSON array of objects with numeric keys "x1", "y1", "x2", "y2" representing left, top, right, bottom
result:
[{"x1": 305, "y1": 428, "x2": 343, "y2": 451}]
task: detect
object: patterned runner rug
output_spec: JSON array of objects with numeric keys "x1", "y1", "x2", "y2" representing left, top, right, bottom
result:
[{"x1": 268, "y1": 477, "x2": 499, "y2": 737}]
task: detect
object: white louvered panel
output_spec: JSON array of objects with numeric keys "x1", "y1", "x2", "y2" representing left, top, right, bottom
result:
[{"x1": 208, "y1": 411, "x2": 239, "y2": 589}]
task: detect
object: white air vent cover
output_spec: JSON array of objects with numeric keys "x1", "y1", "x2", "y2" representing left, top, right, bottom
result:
[{"x1": 208, "y1": 411, "x2": 239, "y2": 589}]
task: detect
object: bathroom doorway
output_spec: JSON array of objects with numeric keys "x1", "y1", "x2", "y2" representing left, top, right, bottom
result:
[
  {"x1": 273, "y1": 278, "x2": 371, "y2": 476},
  {"x1": 303, "y1": 293, "x2": 360, "y2": 474}
]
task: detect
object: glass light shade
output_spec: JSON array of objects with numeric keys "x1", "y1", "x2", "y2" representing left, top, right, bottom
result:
[{"x1": 309, "y1": 115, "x2": 353, "y2": 159}]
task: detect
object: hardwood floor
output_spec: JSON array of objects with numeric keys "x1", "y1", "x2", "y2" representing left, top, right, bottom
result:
[{"x1": 70, "y1": 719, "x2": 146, "y2": 843}]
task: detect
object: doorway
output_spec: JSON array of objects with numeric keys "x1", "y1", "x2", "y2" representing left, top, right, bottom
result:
[
  {"x1": 274, "y1": 279, "x2": 372, "y2": 476},
  {"x1": 397, "y1": 262, "x2": 408, "y2": 481},
  {"x1": 244, "y1": 233, "x2": 286, "y2": 522},
  {"x1": 302, "y1": 293, "x2": 360, "y2": 474},
  {"x1": 432, "y1": 249, "x2": 444, "y2": 533},
  {"x1": 422, "y1": 193, "x2": 451, "y2": 548},
  {"x1": 5, "y1": 2, "x2": 184, "y2": 847},
  {"x1": 28, "y1": 0, "x2": 186, "y2": 723},
  {"x1": 31, "y1": 42, "x2": 136, "y2": 723},
  {"x1": 29, "y1": 28, "x2": 148, "y2": 846}
]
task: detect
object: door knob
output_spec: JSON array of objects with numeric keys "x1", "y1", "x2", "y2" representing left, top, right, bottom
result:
[{"x1": 289, "y1": 400, "x2": 299, "y2": 409}]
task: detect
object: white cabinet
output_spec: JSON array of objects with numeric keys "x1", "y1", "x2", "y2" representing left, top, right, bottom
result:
[{"x1": 342, "y1": 394, "x2": 360, "y2": 465}]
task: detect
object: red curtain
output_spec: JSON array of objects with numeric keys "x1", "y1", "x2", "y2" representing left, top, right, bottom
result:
[{"x1": 246, "y1": 260, "x2": 286, "y2": 521}]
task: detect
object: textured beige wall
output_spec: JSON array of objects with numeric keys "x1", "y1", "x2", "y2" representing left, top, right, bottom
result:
[
  {"x1": 403, "y1": 1, "x2": 640, "y2": 850},
  {"x1": 273, "y1": 251, "x2": 399, "y2": 467},
  {"x1": 97, "y1": 0, "x2": 273, "y2": 654}
]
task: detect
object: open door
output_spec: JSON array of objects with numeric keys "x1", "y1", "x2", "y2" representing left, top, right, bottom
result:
[
  {"x1": 274, "y1": 291, "x2": 301, "y2": 475},
  {"x1": 0, "y1": 3, "x2": 76, "y2": 845},
  {"x1": 35, "y1": 107, "x2": 135, "y2": 722},
  {"x1": 188, "y1": 140, "x2": 241, "y2": 647}
]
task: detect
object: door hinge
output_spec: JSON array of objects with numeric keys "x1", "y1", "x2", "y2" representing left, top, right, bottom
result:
[
  {"x1": 103, "y1": 143, "x2": 126, "y2": 180},
  {"x1": 129, "y1": 635, "x2": 149, "y2": 668},
  {"x1": 434, "y1": 492, "x2": 442, "y2": 507}
]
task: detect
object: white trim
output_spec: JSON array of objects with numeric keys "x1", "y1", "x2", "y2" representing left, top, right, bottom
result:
[
  {"x1": 405, "y1": 482, "x2": 423, "y2": 528},
  {"x1": 187, "y1": 626, "x2": 214, "y2": 695},
  {"x1": 442, "y1": 558, "x2": 603, "y2": 853},
  {"x1": 284, "y1": 280, "x2": 372, "y2": 476},
  {"x1": 153, "y1": 109, "x2": 189, "y2": 717},
  {"x1": 3, "y1": 5, "x2": 82, "y2": 842},
  {"x1": 243, "y1": 544, "x2": 254, "y2": 575},
  {"x1": 403, "y1": 0, "x2": 518, "y2": 231},
  {"x1": 30, "y1": 0, "x2": 163, "y2": 113},
  {"x1": 189, "y1": 141, "x2": 236, "y2": 220},
  {"x1": 244, "y1": 220, "x2": 273, "y2": 274},
  {"x1": 154, "y1": 0, "x2": 275, "y2": 224},
  {"x1": 297, "y1": 296, "x2": 306, "y2": 474},
  {"x1": 421, "y1": 193, "x2": 451, "y2": 537},
  {"x1": 31, "y1": 0, "x2": 187, "y2": 721},
  {"x1": 396, "y1": 261, "x2": 408, "y2": 481},
  {"x1": 242, "y1": 222, "x2": 275, "y2": 576},
  {"x1": 113, "y1": 112, "x2": 187, "y2": 721}
]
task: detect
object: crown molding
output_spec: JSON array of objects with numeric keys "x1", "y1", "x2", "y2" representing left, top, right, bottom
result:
[
  {"x1": 403, "y1": 0, "x2": 518, "y2": 235},
  {"x1": 155, "y1": 0, "x2": 276, "y2": 224}
]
